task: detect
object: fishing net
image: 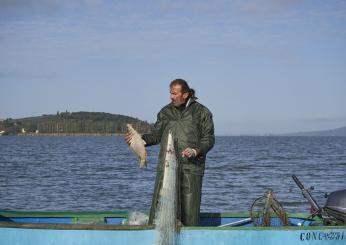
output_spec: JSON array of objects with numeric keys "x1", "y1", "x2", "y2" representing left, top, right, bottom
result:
[
  {"x1": 122, "y1": 211, "x2": 149, "y2": 225},
  {"x1": 154, "y1": 132, "x2": 179, "y2": 245},
  {"x1": 250, "y1": 189, "x2": 289, "y2": 227}
]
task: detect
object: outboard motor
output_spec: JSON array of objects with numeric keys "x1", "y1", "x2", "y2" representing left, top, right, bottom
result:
[
  {"x1": 324, "y1": 190, "x2": 346, "y2": 225},
  {"x1": 292, "y1": 175, "x2": 346, "y2": 225}
]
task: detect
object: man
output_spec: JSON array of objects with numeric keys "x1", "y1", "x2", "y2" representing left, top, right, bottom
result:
[{"x1": 126, "y1": 79, "x2": 215, "y2": 226}]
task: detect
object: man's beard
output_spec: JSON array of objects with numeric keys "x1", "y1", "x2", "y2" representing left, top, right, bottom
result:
[{"x1": 172, "y1": 100, "x2": 185, "y2": 107}]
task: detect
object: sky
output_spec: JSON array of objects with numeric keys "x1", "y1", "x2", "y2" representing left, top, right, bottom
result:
[{"x1": 0, "y1": 0, "x2": 345, "y2": 135}]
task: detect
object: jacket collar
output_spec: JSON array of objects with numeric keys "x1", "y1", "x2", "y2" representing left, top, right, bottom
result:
[
  {"x1": 186, "y1": 97, "x2": 197, "y2": 108},
  {"x1": 170, "y1": 97, "x2": 197, "y2": 111}
]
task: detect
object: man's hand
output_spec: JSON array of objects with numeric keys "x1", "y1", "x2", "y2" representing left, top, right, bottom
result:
[
  {"x1": 182, "y1": 148, "x2": 201, "y2": 158},
  {"x1": 124, "y1": 133, "x2": 146, "y2": 146},
  {"x1": 124, "y1": 133, "x2": 132, "y2": 145}
]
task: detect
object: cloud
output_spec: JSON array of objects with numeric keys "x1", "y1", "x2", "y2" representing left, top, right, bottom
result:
[
  {"x1": 0, "y1": 0, "x2": 63, "y2": 17},
  {"x1": 238, "y1": 0, "x2": 304, "y2": 15},
  {"x1": 0, "y1": 0, "x2": 107, "y2": 22},
  {"x1": 0, "y1": 0, "x2": 301, "y2": 22},
  {"x1": 0, "y1": 0, "x2": 101, "y2": 12},
  {"x1": 0, "y1": 71, "x2": 57, "y2": 79},
  {"x1": 1, "y1": 0, "x2": 345, "y2": 78}
]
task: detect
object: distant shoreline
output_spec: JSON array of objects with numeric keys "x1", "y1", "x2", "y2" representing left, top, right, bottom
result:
[
  {"x1": 14, "y1": 133, "x2": 125, "y2": 136},
  {"x1": 3, "y1": 133, "x2": 345, "y2": 137}
]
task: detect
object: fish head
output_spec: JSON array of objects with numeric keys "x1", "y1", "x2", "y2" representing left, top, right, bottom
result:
[{"x1": 126, "y1": 124, "x2": 133, "y2": 132}]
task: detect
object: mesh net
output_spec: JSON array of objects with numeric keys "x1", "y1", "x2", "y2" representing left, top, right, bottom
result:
[
  {"x1": 250, "y1": 189, "x2": 289, "y2": 227},
  {"x1": 154, "y1": 132, "x2": 179, "y2": 245}
]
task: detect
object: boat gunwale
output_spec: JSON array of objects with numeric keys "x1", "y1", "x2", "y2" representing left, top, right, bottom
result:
[
  {"x1": 0, "y1": 210, "x2": 323, "y2": 219},
  {"x1": 0, "y1": 221, "x2": 345, "y2": 231},
  {"x1": 0, "y1": 210, "x2": 129, "y2": 218},
  {"x1": 1, "y1": 210, "x2": 345, "y2": 231},
  {"x1": 0, "y1": 221, "x2": 154, "y2": 230}
]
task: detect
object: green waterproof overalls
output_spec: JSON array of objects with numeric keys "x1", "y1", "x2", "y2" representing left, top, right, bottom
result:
[{"x1": 142, "y1": 98, "x2": 215, "y2": 226}]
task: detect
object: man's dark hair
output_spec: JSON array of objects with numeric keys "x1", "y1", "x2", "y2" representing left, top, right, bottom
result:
[{"x1": 170, "y1": 78, "x2": 196, "y2": 98}]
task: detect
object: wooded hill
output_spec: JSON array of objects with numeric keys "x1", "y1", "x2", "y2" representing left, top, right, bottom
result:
[
  {"x1": 283, "y1": 126, "x2": 346, "y2": 136},
  {"x1": 0, "y1": 111, "x2": 152, "y2": 135}
]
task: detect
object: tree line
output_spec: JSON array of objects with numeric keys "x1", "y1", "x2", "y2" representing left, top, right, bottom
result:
[{"x1": 0, "y1": 111, "x2": 152, "y2": 135}]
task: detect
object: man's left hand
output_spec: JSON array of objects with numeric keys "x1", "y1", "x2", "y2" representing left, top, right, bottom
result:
[{"x1": 182, "y1": 148, "x2": 201, "y2": 158}]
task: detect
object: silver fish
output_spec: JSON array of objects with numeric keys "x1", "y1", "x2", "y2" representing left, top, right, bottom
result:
[{"x1": 127, "y1": 124, "x2": 147, "y2": 168}]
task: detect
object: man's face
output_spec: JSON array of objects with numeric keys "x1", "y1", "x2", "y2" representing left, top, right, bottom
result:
[{"x1": 170, "y1": 84, "x2": 189, "y2": 107}]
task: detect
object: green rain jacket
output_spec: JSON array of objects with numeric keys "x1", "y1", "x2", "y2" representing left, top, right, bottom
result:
[{"x1": 142, "y1": 97, "x2": 215, "y2": 176}]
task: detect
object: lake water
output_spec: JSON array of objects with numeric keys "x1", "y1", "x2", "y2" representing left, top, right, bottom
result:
[{"x1": 0, "y1": 136, "x2": 345, "y2": 213}]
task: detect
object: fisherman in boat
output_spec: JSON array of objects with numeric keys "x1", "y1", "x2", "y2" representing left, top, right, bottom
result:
[{"x1": 126, "y1": 79, "x2": 215, "y2": 226}]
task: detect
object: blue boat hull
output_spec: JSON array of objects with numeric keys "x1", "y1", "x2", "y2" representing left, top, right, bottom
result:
[
  {"x1": 1, "y1": 226, "x2": 345, "y2": 245},
  {"x1": 0, "y1": 211, "x2": 345, "y2": 245}
]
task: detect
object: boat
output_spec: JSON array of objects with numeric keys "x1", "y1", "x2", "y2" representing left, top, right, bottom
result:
[
  {"x1": 0, "y1": 210, "x2": 345, "y2": 245},
  {"x1": 1, "y1": 176, "x2": 345, "y2": 244}
]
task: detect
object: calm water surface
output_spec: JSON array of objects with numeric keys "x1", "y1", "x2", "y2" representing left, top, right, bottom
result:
[{"x1": 0, "y1": 136, "x2": 345, "y2": 213}]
